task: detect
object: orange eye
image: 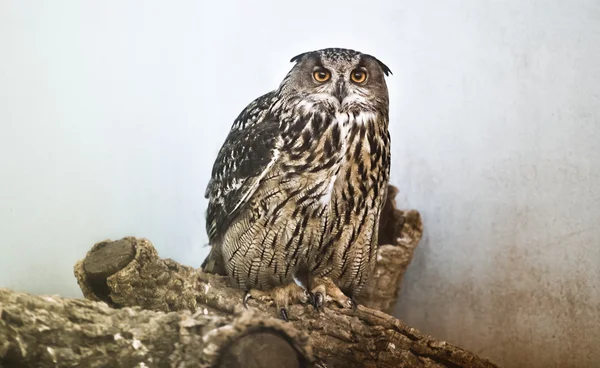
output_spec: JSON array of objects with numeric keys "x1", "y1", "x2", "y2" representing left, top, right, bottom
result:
[
  {"x1": 351, "y1": 69, "x2": 367, "y2": 83},
  {"x1": 313, "y1": 69, "x2": 331, "y2": 82}
]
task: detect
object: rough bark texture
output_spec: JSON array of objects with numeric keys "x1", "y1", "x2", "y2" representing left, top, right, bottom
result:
[
  {"x1": 357, "y1": 185, "x2": 424, "y2": 313},
  {"x1": 0, "y1": 185, "x2": 498, "y2": 368},
  {"x1": 0, "y1": 288, "x2": 311, "y2": 368}
]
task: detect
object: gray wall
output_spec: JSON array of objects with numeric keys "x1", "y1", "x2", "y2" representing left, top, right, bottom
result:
[
  {"x1": 390, "y1": 2, "x2": 600, "y2": 367},
  {"x1": 1, "y1": 1, "x2": 598, "y2": 367}
]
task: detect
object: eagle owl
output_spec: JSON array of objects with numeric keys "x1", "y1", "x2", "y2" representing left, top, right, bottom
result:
[{"x1": 202, "y1": 48, "x2": 391, "y2": 320}]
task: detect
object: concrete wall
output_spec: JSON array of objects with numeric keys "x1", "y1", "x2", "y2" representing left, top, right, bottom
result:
[
  {"x1": 391, "y1": 2, "x2": 600, "y2": 367},
  {"x1": 1, "y1": 1, "x2": 598, "y2": 367}
]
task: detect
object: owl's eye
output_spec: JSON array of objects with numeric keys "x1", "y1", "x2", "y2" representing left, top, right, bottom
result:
[
  {"x1": 313, "y1": 69, "x2": 331, "y2": 83},
  {"x1": 351, "y1": 69, "x2": 368, "y2": 84}
]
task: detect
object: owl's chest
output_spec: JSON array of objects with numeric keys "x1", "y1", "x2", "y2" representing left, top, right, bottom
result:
[
  {"x1": 278, "y1": 111, "x2": 389, "y2": 207},
  {"x1": 327, "y1": 116, "x2": 388, "y2": 195}
]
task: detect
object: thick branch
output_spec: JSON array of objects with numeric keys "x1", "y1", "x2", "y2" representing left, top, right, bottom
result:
[
  {"x1": 68, "y1": 236, "x2": 495, "y2": 368},
  {"x1": 0, "y1": 289, "x2": 311, "y2": 368}
]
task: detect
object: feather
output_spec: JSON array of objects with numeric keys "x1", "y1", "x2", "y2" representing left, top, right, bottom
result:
[{"x1": 205, "y1": 92, "x2": 280, "y2": 243}]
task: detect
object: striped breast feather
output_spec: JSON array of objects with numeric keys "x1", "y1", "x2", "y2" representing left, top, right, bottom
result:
[{"x1": 205, "y1": 92, "x2": 281, "y2": 243}]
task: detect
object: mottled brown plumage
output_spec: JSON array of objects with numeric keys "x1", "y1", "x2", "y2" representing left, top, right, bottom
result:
[{"x1": 202, "y1": 48, "x2": 391, "y2": 319}]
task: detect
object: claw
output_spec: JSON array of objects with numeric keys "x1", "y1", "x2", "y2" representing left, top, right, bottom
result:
[
  {"x1": 280, "y1": 307, "x2": 289, "y2": 322},
  {"x1": 313, "y1": 292, "x2": 324, "y2": 312},
  {"x1": 243, "y1": 291, "x2": 252, "y2": 309},
  {"x1": 310, "y1": 276, "x2": 357, "y2": 311},
  {"x1": 305, "y1": 290, "x2": 315, "y2": 306},
  {"x1": 244, "y1": 284, "x2": 308, "y2": 320}
]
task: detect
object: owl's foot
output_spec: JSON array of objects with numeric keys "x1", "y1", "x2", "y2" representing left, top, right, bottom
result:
[
  {"x1": 310, "y1": 276, "x2": 357, "y2": 312},
  {"x1": 243, "y1": 282, "x2": 313, "y2": 322}
]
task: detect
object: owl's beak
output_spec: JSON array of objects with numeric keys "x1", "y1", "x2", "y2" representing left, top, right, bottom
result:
[{"x1": 333, "y1": 80, "x2": 347, "y2": 103}]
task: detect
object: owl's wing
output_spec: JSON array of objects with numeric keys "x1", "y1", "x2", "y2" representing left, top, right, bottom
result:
[{"x1": 204, "y1": 91, "x2": 280, "y2": 244}]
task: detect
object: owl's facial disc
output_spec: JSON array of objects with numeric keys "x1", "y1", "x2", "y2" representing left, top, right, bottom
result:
[{"x1": 282, "y1": 48, "x2": 390, "y2": 111}]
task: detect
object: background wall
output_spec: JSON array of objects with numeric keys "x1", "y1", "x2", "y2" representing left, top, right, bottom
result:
[{"x1": 1, "y1": 1, "x2": 598, "y2": 367}]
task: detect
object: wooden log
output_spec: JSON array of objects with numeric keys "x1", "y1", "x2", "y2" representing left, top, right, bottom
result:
[
  {"x1": 0, "y1": 288, "x2": 311, "y2": 368},
  {"x1": 68, "y1": 241, "x2": 494, "y2": 367}
]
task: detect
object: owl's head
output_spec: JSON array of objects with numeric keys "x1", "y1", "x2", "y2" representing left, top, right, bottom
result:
[{"x1": 279, "y1": 48, "x2": 392, "y2": 112}]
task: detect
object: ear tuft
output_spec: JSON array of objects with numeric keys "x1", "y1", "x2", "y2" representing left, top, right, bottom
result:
[
  {"x1": 290, "y1": 51, "x2": 310, "y2": 63},
  {"x1": 376, "y1": 59, "x2": 392, "y2": 76},
  {"x1": 366, "y1": 54, "x2": 392, "y2": 76}
]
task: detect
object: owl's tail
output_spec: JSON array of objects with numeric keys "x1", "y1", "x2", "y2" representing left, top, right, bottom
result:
[{"x1": 201, "y1": 245, "x2": 227, "y2": 276}]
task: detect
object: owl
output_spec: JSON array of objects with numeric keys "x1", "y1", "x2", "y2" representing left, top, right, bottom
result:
[{"x1": 202, "y1": 48, "x2": 392, "y2": 321}]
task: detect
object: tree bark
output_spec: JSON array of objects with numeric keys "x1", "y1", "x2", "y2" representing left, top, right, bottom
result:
[
  {"x1": 0, "y1": 185, "x2": 497, "y2": 368},
  {"x1": 0, "y1": 288, "x2": 311, "y2": 368},
  {"x1": 357, "y1": 185, "x2": 424, "y2": 313}
]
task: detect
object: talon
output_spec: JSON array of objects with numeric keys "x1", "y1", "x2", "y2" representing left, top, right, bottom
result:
[
  {"x1": 243, "y1": 291, "x2": 252, "y2": 309},
  {"x1": 245, "y1": 284, "x2": 306, "y2": 319},
  {"x1": 313, "y1": 292, "x2": 324, "y2": 312},
  {"x1": 305, "y1": 290, "x2": 315, "y2": 306},
  {"x1": 280, "y1": 307, "x2": 289, "y2": 322},
  {"x1": 350, "y1": 298, "x2": 357, "y2": 311}
]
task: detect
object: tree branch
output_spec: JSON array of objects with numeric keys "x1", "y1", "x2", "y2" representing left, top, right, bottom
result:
[{"x1": 0, "y1": 288, "x2": 311, "y2": 368}]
